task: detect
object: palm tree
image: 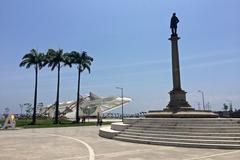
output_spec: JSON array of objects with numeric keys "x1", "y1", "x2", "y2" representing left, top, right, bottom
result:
[
  {"x1": 19, "y1": 49, "x2": 44, "y2": 125},
  {"x1": 69, "y1": 51, "x2": 93, "y2": 123},
  {"x1": 44, "y1": 49, "x2": 71, "y2": 124}
]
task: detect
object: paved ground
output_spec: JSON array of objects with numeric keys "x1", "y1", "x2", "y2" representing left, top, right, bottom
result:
[{"x1": 0, "y1": 126, "x2": 240, "y2": 160}]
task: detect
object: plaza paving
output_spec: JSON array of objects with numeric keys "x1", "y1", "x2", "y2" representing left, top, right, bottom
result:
[{"x1": 0, "y1": 126, "x2": 240, "y2": 160}]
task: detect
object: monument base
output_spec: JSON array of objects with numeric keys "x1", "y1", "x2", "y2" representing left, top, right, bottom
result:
[
  {"x1": 145, "y1": 110, "x2": 218, "y2": 118},
  {"x1": 165, "y1": 89, "x2": 193, "y2": 112}
]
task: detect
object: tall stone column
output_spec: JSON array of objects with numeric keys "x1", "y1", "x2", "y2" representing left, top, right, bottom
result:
[
  {"x1": 169, "y1": 35, "x2": 181, "y2": 90},
  {"x1": 165, "y1": 34, "x2": 193, "y2": 112}
]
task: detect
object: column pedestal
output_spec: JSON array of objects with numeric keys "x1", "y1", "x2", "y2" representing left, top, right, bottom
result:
[{"x1": 164, "y1": 89, "x2": 193, "y2": 113}]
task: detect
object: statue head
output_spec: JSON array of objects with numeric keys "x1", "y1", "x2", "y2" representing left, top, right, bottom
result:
[{"x1": 173, "y1": 13, "x2": 176, "y2": 16}]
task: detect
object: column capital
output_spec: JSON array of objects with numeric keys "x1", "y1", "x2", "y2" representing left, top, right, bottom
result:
[
  {"x1": 169, "y1": 35, "x2": 180, "y2": 41},
  {"x1": 168, "y1": 36, "x2": 181, "y2": 41}
]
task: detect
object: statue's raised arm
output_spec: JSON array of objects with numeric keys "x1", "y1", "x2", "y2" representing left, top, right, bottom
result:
[{"x1": 170, "y1": 13, "x2": 179, "y2": 36}]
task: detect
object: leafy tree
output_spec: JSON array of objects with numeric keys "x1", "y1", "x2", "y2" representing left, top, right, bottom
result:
[
  {"x1": 68, "y1": 51, "x2": 93, "y2": 123},
  {"x1": 44, "y1": 49, "x2": 71, "y2": 124},
  {"x1": 223, "y1": 103, "x2": 229, "y2": 111},
  {"x1": 20, "y1": 49, "x2": 44, "y2": 124}
]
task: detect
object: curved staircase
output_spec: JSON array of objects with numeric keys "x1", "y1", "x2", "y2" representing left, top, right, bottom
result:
[{"x1": 99, "y1": 118, "x2": 240, "y2": 149}]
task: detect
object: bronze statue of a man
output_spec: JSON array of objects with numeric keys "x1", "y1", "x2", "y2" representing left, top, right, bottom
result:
[{"x1": 170, "y1": 13, "x2": 179, "y2": 35}]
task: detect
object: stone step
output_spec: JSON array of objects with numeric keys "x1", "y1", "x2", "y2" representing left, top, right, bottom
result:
[
  {"x1": 125, "y1": 129, "x2": 240, "y2": 137},
  {"x1": 136, "y1": 122, "x2": 240, "y2": 127},
  {"x1": 130, "y1": 124, "x2": 240, "y2": 129},
  {"x1": 123, "y1": 118, "x2": 240, "y2": 125},
  {"x1": 128, "y1": 124, "x2": 240, "y2": 131},
  {"x1": 135, "y1": 119, "x2": 240, "y2": 123},
  {"x1": 132, "y1": 123, "x2": 240, "y2": 127},
  {"x1": 131, "y1": 125, "x2": 240, "y2": 130},
  {"x1": 121, "y1": 131, "x2": 240, "y2": 140},
  {"x1": 116, "y1": 134, "x2": 240, "y2": 145},
  {"x1": 114, "y1": 136, "x2": 240, "y2": 149},
  {"x1": 127, "y1": 127, "x2": 240, "y2": 133},
  {"x1": 137, "y1": 119, "x2": 239, "y2": 121},
  {"x1": 135, "y1": 121, "x2": 240, "y2": 125},
  {"x1": 136, "y1": 121, "x2": 240, "y2": 125}
]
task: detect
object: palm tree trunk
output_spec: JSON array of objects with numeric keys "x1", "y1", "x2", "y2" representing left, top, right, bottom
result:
[
  {"x1": 55, "y1": 63, "x2": 60, "y2": 124},
  {"x1": 32, "y1": 65, "x2": 38, "y2": 125},
  {"x1": 76, "y1": 67, "x2": 81, "y2": 123}
]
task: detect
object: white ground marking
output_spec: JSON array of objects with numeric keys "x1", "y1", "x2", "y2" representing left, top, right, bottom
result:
[
  {"x1": 46, "y1": 133, "x2": 95, "y2": 160},
  {"x1": 183, "y1": 150, "x2": 240, "y2": 160},
  {"x1": 53, "y1": 155, "x2": 89, "y2": 160}
]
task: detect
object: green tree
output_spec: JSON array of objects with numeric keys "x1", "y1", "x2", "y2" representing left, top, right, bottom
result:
[
  {"x1": 68, "y1": 51, "x2": 93, "y2": 123},
  {"x1": 19, "y1": 49, "x2": 44, "y2": 124},
  {"x1": 223, "y1": 103, "x2": 229, "y2": 111},
  {"x1": 44, "y1": 49, "x2": 71, "y2": 124}
]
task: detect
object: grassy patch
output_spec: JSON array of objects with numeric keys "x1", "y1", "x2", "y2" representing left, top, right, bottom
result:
[{"x1": 0, "y1": 119, "x2": 111, "y2": 129}]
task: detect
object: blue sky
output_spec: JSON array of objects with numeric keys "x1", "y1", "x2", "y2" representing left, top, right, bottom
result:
[{"x1": 0, "y1": 0, "x2": 240, "y2": 114}]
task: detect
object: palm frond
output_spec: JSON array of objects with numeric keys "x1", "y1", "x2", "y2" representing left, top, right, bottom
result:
[
  {"x1": 51, "y1": 62, "x2": 58, "y2": 71},
  {"x1": 26, "y1": 62, "x2": 33, "y2": 69},
  {"x1": 22, "y1": 53, "x2": 34, "y2": 60},
  {"x1": 83, "y1": 64, "x2": 91, "y2": 73},
  {"x1": 19, "y1": 59, "x2": 29, "y2": 67}
]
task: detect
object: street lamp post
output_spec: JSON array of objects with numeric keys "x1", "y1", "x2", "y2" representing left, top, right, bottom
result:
[
  {"x1": 116, "y1": 87, "x2": 124, "y2": 122},
  {"x1": 87, "y1": 106, "x2": 90, "y2": 122},
  {"x1": 198, "y1": 90, "x2": 205, "y2": 110}
]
